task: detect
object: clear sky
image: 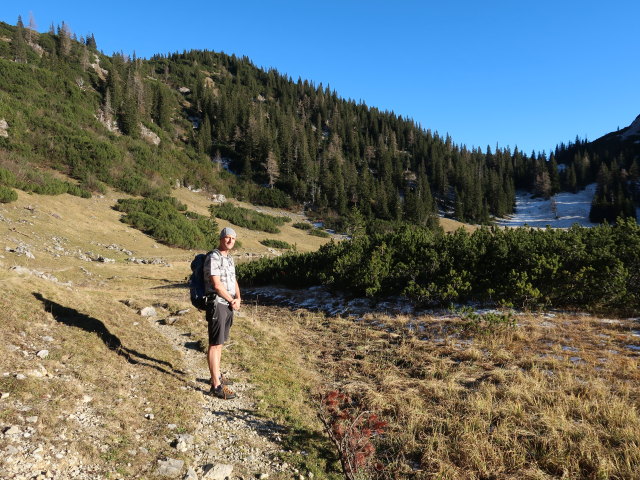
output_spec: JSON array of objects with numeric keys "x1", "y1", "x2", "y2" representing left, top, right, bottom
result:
[{"x1": 2, "y1": 1, "x2": 638, "y2": 155}]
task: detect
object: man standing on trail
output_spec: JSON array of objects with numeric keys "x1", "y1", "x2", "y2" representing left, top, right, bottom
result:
[{"x1": 204, "y1": 227, "x2": 241, "y2": 399}]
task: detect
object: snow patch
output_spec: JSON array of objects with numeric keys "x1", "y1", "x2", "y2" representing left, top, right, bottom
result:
[{"x1": 496, "y1": 184, "x2": 599, "y2": 228}]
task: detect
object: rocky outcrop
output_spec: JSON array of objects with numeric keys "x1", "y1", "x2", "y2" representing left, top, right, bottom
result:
[
  {"x1": 0, "y1": 118, "x2": 8, "y2": 137},
  {"x1": 140, "y1": 124, "x2": 161, "y2": 146}
]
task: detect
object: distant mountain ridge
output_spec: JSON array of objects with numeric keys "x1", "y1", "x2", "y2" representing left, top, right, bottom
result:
[{"x1": 0, "y1": 19, "x2": 637, "y2": 226}]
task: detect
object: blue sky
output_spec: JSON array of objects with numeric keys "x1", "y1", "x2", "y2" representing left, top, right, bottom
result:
[{"x1": 2, "y1": 1, "x2": 638, "y2": 155}]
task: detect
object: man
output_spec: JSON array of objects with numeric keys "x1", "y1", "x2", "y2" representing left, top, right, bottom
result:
[{"x1": 204, "y1": 227, "x2": 241, "y2": 399}]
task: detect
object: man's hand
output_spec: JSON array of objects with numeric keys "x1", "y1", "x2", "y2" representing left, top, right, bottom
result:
[{"x1": 230, "y1": 298, "x2": 241, "y2": 311}]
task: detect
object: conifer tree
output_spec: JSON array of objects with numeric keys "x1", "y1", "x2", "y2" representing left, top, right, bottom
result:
[
  {"x1": 58, "y1": 21, "x2": 72, "y2": 57},
  {"x1": 119, "y1": 68, "x2": 140, "y2": 137},
  {"x1": 86, "y1": 33, "x2": 97, "y2": 50},
  {"x1": 152, "y1": 85, "x2": 172, "y2": 130},
  {"x1": 12, "y1": 16, "x2": 28, "y2": 63}
]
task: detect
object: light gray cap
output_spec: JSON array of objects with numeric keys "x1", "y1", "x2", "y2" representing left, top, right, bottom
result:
[{"x1": 219, "y1": 227, "x2": 237, "y2": 239}]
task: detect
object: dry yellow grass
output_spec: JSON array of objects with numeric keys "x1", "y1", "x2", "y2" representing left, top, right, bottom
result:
[
  {"x1": 172, "y1": 186, "x2": 332, "y2": 254},
  {"x1": 271, "y1": 310, "x2": 640, "y2": 479},
  {"x1": 439, "y1": 217, "x2": 479, "y2": 233},
  {"x1": 2, "y1": 182, "x2": 638, "y2": 479}
]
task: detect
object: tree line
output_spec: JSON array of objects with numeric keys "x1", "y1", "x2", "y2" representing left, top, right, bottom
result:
[{"x1": 1, "y1": 18, "x2": 637, "y2": 226}]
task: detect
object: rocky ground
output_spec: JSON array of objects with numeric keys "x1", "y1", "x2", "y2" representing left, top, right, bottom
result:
[{"x1": 1, "y1": 306, "x2": 313, "y2": 480}]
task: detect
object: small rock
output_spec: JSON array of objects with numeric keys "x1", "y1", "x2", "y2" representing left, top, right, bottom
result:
[
  {"x1": 167, "y1": 424, "x2": 178, "y2": 430},
  {"x1": 26, "y1": 416, "x2": 38, "y2": 423},
  {"x1": 258, "y1": 474, "x2": 269, "y2": 479},
  {"x1": 183, "y1": 467, "x2": 198, "y2": 480},
  {"x1": 4, "y1": 425, "x2": 20, "y2": 435},
  {"x1": 36, "y1": 350, "x2": 49, "y2": 359},
  {"x1": 171, "y1": 433, "x2": 194, "y2": 452},
  {"x1": 42, "y1": 336, "x2": 54, "y2": 342},
  {"x1": 156, "y1": 458, "x2": 184, "y2": 477},
  {"x1": 5, "y1": 445, "x2": 19, "y2": 455},
  {"x1": 15, "y1": 373, "x2": 27, "y2": 380},
  {"x1": 82, "y1": 395, "x2": 93, "y2": 403},
  {"x1": 202, "y1": 463, "x2": 234, "y2": 480},
  {"x1": 28, "y1": 366, "x2": 48, "y2": 378},
  {"x1": 145, "y1": 413, "x2": 155, "y2": 420},
  {"x1": 140, "y1": 307, "x2": 157, "y2": 317},
  {"x1": 1, "y1": 392, "x2": 9, "y2": 399}
]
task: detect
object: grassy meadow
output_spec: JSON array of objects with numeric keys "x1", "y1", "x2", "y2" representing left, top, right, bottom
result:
[{"x1": 0, "y1": 183, "x2": 638, "y2": 479}]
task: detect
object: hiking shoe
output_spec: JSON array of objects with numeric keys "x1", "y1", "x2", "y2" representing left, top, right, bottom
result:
[
  {"x1": 210, "y1": 385, "x2": 237, "y2": 400},
  {"x1": 219, "y1": 374, "x2": 234, "y2": 386}
]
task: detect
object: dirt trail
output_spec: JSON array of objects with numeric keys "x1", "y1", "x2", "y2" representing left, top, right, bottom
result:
[{"x1": 147, "y1": 311, "x2": 293, "y2": 479}]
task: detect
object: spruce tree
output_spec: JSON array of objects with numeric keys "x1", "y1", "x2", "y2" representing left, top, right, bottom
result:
[{"x1": 12, "y1": 16, "x2": 28, "y2": 63}]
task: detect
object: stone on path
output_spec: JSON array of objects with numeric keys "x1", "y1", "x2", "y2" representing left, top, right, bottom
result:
[
  {"x1": 183, "y1": 467, "x2": 198, "y2": 480},
  {"x1": 156, "y1": 458, "x2": 185, "y2": 477},
  {"x1": 202, "y1": 463, "x2": 234, "y2": 480},
  {"x1": 140, "y1": 306, "x2": 157, "y2": 317}
]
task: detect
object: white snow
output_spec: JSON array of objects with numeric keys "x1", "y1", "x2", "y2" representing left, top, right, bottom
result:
[{"x1": 496, "y1": 184, "x2": 600, "y2": 228}]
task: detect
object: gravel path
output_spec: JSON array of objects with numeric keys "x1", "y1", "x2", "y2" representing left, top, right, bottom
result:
[{"x1": 147, "y1": 312, "x2": 296, "y2": 479}]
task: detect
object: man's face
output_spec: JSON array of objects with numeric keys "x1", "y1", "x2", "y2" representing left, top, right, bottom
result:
[{"x1": 219, "y1": 235, "x2": 236, "y2": 251}]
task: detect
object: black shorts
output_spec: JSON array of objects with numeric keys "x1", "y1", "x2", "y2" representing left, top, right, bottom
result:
[{"x1": 206, "y1": 301, "x2": 234, "y2": 345}]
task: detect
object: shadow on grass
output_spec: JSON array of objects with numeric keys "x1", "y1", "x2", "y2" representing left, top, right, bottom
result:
[
  {"x1": 151, "y1": 282, "x2": 188, "y2": 290},
  {"x1": 33, "y1": 292, "x2": 186, "y2": 380}
]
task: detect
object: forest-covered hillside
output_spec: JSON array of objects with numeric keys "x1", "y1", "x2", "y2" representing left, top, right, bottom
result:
[{"x1": 0, "y1": 18, "x2": 637, "y2": 226}]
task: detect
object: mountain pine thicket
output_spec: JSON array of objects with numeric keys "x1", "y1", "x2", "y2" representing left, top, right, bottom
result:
[{"x1": 0, "y1": 19, "x2": 638, "y2": 227}]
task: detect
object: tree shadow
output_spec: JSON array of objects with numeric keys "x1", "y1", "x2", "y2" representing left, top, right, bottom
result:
[
  {"x1": 151, "y1": 282, "x2": 189, "y2": 290},
  {"x1": 33, "y1": 292, "x2": 186, "y2": 380}
]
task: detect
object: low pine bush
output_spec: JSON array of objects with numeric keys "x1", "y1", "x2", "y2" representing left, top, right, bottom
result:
[
  {"x1": 309, "y1": 228, "x2": 330, "y2": 238},
  {"x1": 238, "y1": 220, "x2": 640, "y2": 313},
  {"x1": 209, "y1": 203, "x2": 289, "y2": 234},
  {"x1": 292, "y1": 222, "x2": 312, "y2": 230},
  {"x1": 116, "y1": 196, "x2": 217, "y2": 249},
  {"x1": 260, "y1": 239, "x2": 294, "y2": 250},
  {"x1": 0, "y1": 185, "x2": 17, "y2": 203}
]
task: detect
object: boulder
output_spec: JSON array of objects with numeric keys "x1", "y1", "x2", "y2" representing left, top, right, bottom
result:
[
  {"x1": 140, "y1": 307, "x2": 157, "y2": 317},
  {"x1": 202, "y1": 463, "x2": 234, "y2": 480},
  {"x1": 156, "y1": 458, "x2": 184, "y2": 477},
  {"x1": 0, "y1": 119, "x2": 8, "y2": 138}
]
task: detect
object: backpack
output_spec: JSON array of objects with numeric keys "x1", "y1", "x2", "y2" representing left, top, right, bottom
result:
[{"x1": 189, "y1": 251, "x2": 213, "y2": 310}]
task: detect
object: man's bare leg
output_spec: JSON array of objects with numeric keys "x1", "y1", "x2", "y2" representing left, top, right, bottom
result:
[{"x1": 208, "y1": 344, "x2": 222, "y2": 388}]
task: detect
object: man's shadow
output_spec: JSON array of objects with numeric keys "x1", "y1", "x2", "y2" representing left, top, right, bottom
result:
[{"x1": 33, "y1": 292, "x2": 186, "y2": 379}]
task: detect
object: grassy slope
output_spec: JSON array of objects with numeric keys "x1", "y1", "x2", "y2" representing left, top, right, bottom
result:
[
  {"x1": 1, "y1": 183, "x2": 638, "y2": 479},
  {"x1": 171, "y1": 187, "x2": 331, "y2": 254}
]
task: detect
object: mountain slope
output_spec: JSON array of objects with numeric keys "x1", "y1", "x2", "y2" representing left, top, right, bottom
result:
[{"x1": 0, "y1": 20, "x2": 525, "y2": 226}]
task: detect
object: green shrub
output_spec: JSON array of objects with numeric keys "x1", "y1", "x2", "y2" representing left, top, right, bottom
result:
[
  {"x1": 260, "y1": 239, "x2": 294, "y2": 250},
  {"x1": 249, "y1": 187, "x2": 292, "y2": 209},
  {"x1": 238, "y1": 221, "x2": 640, "y2": 313},
  {"x1": 292, "y1": 222, "x2": 312, "y2": 230},
  {"x1": 116, "y1": 197, "x2": 218, "y2": 249},
  {"x1": 0, "y1": 185, "x2": 17, "y2": 203},
  {"x1": 209, "y1": 203, "x2": 289, "y2": 233},
  {"x1": 0, "y1": 167, "x2": 17, "y2": 186},
  {"x1": 309, "y1": 228, "x2": 330, "y2": 238}
]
